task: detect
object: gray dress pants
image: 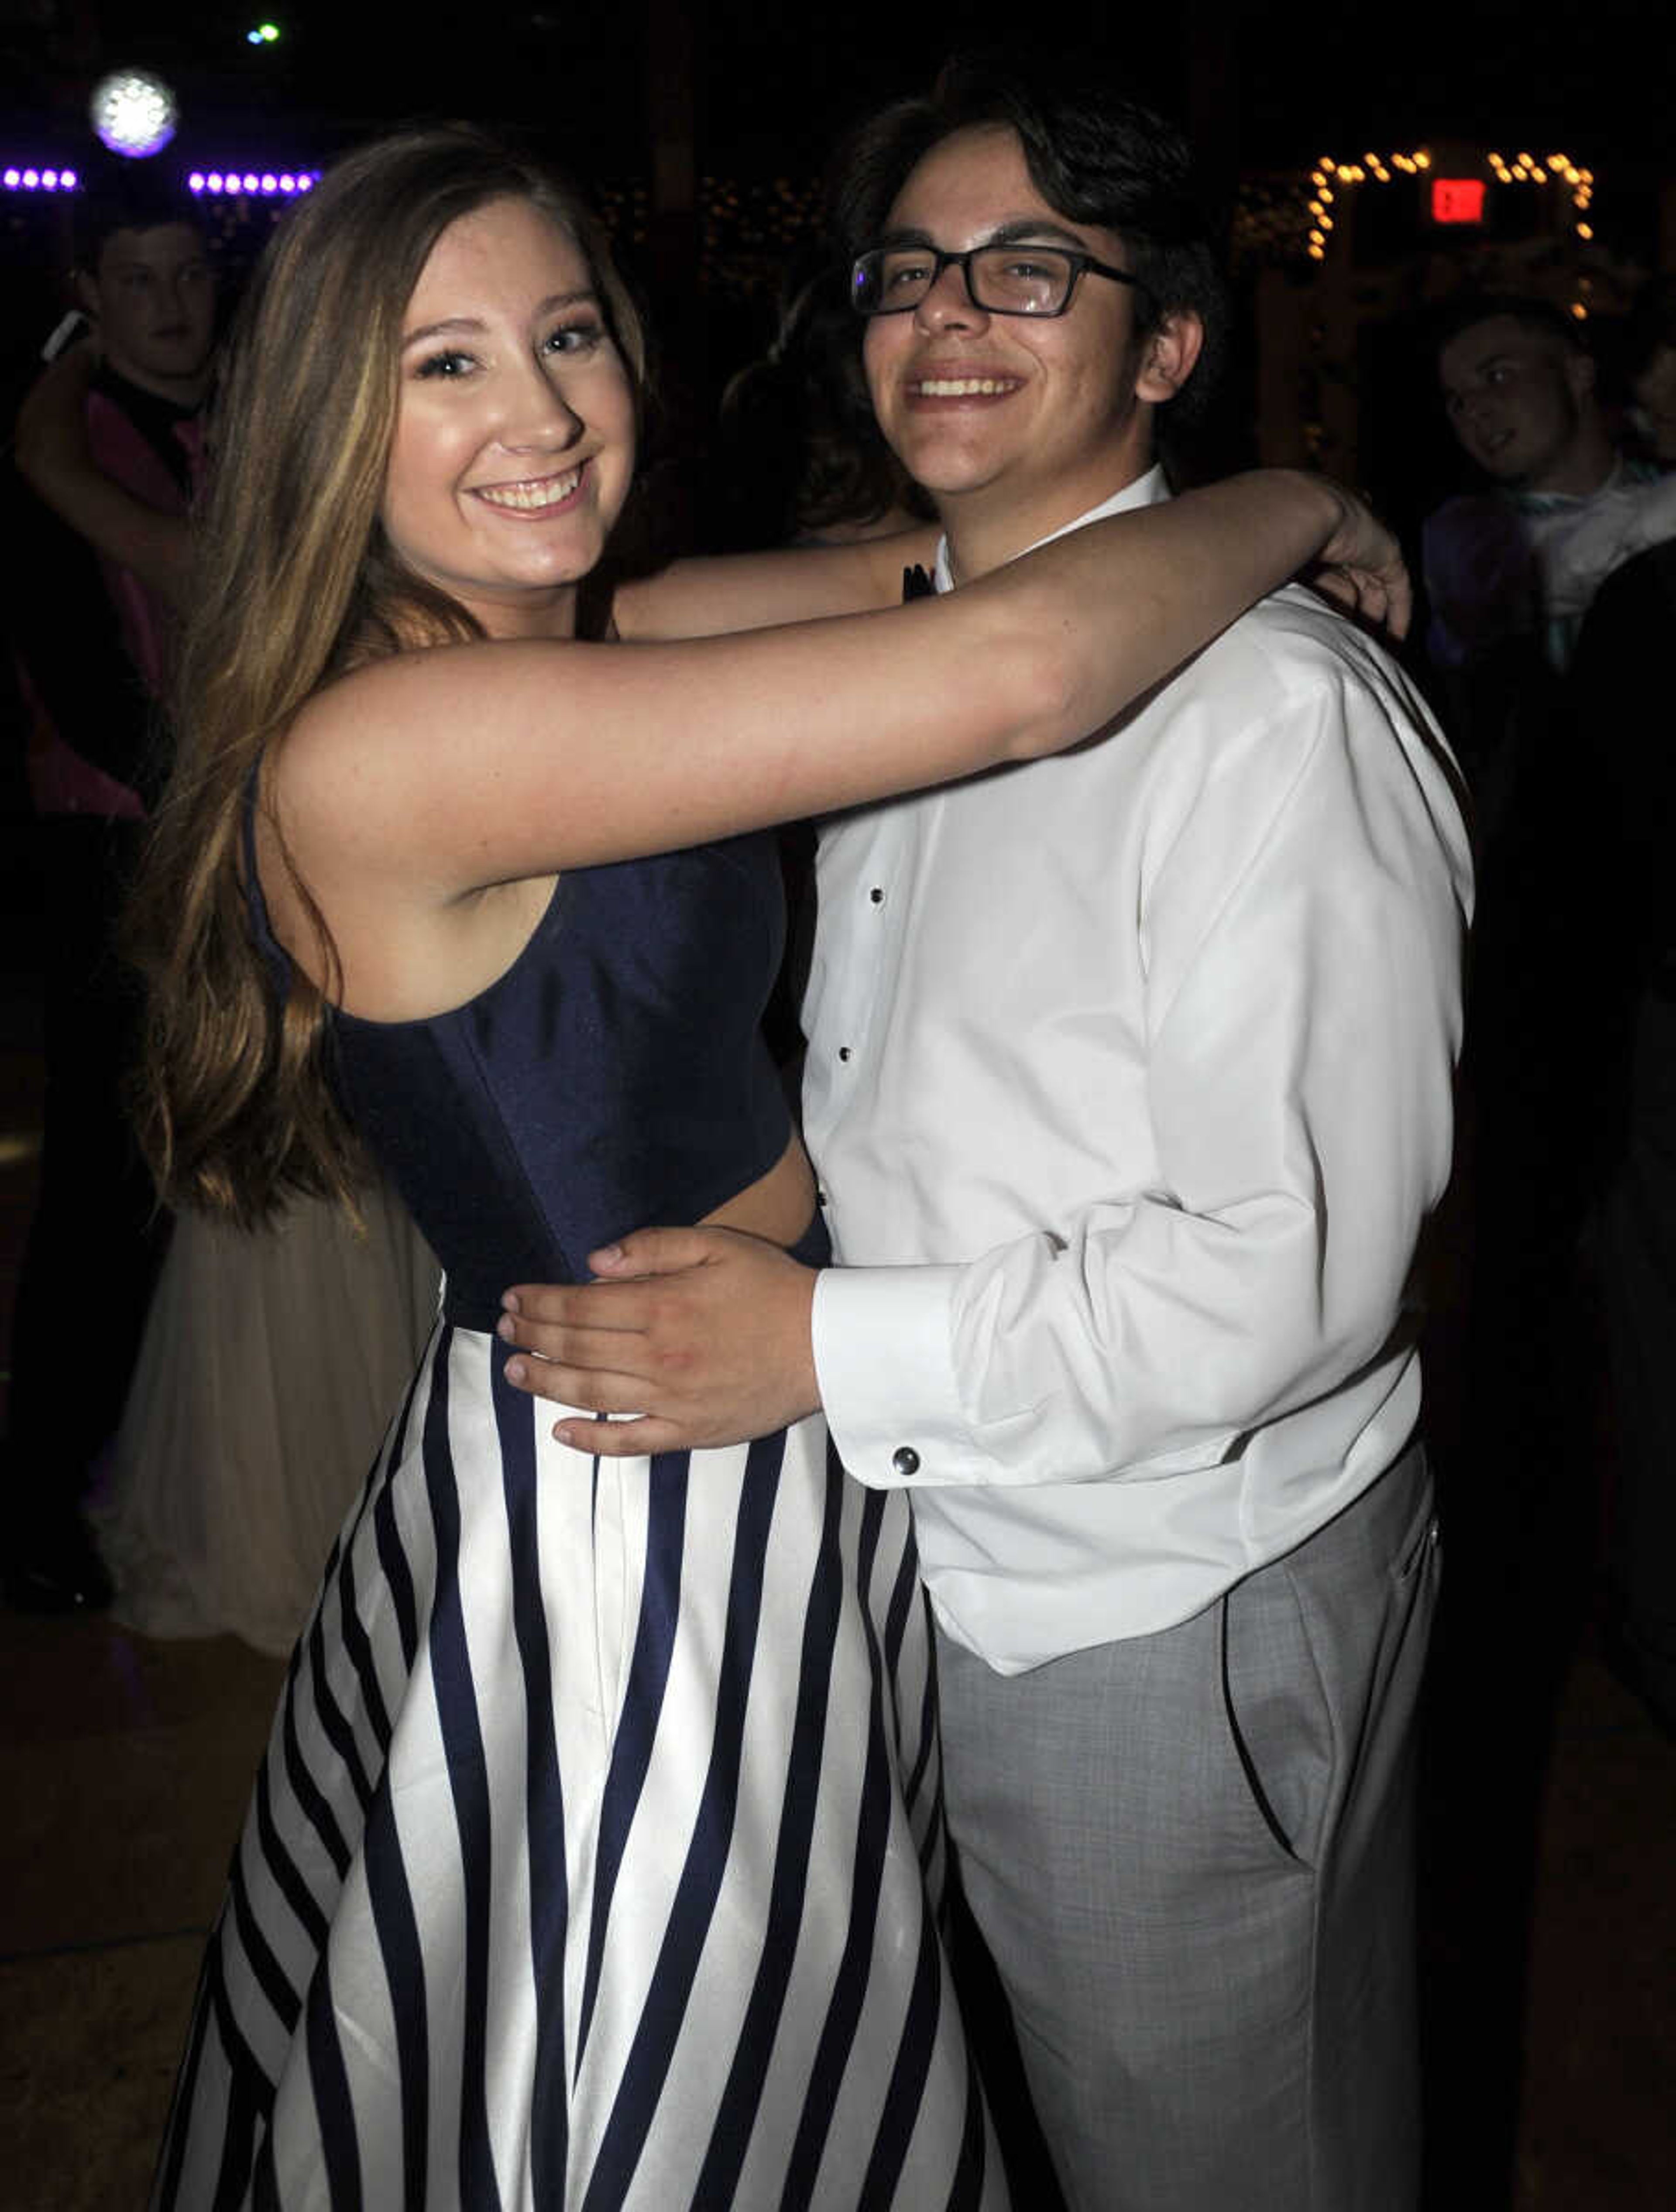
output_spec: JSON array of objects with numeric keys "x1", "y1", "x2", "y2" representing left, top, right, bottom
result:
[{"x1": 934, "y1": 1440, "x2": 1439, "y2": 2212}]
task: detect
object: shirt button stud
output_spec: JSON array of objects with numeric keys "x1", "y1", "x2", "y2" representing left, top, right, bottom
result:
[
  {"x1": 892, "y1": 1445, "x2": 920, "y2": 1477},
  {"x1": 869, "y1": 887, "x2": 885, "y2": 904},
  {"x1": 838, "y1": 1046, "x2": 851, "y2": 1062}
]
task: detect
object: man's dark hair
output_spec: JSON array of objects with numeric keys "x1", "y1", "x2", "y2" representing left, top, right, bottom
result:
[
  {"x1": 72, "y1": 175, "x2": 205, "y2": 276},
  {"x1": 1432, "y1": 292, "x2": 1589, "y2": 366},
  {"x1": 829, "y1": 50, "x2": 1229, "y2": 430}
]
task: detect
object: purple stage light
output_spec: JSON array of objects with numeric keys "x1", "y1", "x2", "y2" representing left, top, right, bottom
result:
[{"x1": 3, "y1": 155, "x2": 315, "y2": 196}]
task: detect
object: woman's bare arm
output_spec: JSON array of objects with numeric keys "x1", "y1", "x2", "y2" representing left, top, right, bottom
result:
[
  {"x1": 287, "y1": 470, "x2": 1375, "y2": 897},
  {"x1": 612, "y1": 523, "x2": 942, "y2": 639}
]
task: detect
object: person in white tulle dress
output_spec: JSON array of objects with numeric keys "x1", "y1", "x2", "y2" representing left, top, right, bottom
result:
[{"x1": 94, "y1": 1180, "x2": 438, "y2": 1655}]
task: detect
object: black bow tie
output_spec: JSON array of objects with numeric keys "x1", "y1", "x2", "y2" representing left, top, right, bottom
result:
[{"x1": 902, "y1": 562, "x2": 936, "y2": 602}]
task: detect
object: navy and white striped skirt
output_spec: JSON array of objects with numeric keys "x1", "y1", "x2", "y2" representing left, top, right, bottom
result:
[{"x1": 154, "y1": 1318, "x2": 1003, "y2": 2209}]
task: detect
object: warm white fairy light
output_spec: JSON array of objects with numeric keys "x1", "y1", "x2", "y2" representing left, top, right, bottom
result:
[{"x1": 1302, "y1": 142, "x2": 1597, "y2": 264}]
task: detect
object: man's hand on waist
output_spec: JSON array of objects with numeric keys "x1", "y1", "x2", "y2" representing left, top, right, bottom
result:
[{"x1": 498, "y1": 1225, "x2": 821, "y2": 1456}]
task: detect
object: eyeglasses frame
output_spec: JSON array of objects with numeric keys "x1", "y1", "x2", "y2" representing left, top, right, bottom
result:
[{"x1": 851, "y1": 240, "x2": 1151, "y2": 321}]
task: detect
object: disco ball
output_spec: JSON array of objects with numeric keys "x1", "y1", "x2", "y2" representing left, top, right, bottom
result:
[{"x1": 89, "y1": 69, "x2": 179, "y2": 159}]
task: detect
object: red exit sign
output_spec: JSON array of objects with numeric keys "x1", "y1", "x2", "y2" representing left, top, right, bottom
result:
[{"x1": 1431, "y1": 177, "x2": 1487, "y2": 224}]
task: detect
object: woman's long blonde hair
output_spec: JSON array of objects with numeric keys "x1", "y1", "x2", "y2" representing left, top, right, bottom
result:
[{"x1": 127, "y1": 126, "x2": 646, "y2": 1227}]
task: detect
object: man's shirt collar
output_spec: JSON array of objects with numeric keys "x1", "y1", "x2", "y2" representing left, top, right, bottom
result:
[{"x1": 931, "y1": 465, "x2": 1170, "y2": 593}]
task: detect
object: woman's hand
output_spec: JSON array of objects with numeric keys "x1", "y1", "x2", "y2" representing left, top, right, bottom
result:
[{"x1": 1306, "y1": 483, "x2": 1412, "y2": 641}]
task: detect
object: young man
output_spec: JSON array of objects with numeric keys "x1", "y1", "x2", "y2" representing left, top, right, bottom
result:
[
  {"x1": 500, "y1": 60, "x2": 1470, "y2": 2211},
  {"x1": 1425, "y1": 295, "x2": 1675, "y2": 706},
  {"x1": 1, "y1": 183, "x2": 214, "y2": 1608}
]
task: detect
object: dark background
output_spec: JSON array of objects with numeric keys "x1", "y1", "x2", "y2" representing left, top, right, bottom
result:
[
  {"x1": 3, "y1": 15, "x2": 1675, "y2": 2206},
  {"x1": 8, "y1": 3, "x2": 1674, "y2": 516},
  {"x1": 7, "y1": 2, "x2": 1675, "y2": 178}
]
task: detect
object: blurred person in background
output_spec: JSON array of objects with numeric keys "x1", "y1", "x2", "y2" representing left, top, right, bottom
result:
[
  {"x1": 1423, "y1": 295, "x2": 1676, "y2": 799},
  {"x1": 13, "y1": 188, "x2": 442, "y2": 1657},
  {"x1": 1562, "y1": 267, "x2": 1676, "y2": 1740},
  {"x1": 0, "y1": 178, "x2": 215, "y2": 1612}
]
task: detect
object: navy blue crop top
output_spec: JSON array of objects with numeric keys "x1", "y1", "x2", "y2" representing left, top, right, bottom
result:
[{"x1": 246, "y1": 820, "x2": 796, "y2": 1331}]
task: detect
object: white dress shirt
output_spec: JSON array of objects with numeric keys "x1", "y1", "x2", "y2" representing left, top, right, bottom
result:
[
  {"x1": 804, "y1": 470, "x2": 1473, "y2": 1674},
  {"x1": 1424, "y1": 458, "x2": 1676, "y2": 672}
]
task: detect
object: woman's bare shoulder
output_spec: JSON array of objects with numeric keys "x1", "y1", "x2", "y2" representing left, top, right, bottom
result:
[
  {"x1": 280, "y1": 643, "x2": 502, "y2": 801},
  {"x1": 269, "y1": 656, "x2": 428, "y2": 855},
  {"x1": 272, "y1": 635, "x2": 590, "y2": 887}
]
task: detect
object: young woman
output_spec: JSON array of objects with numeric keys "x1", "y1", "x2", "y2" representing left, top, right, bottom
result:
[{"x1": 130, "y1": 126, "x2": 1401, "y2": 2209}]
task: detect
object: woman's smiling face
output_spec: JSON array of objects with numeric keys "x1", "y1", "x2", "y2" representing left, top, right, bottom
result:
[{"x1": 381, "y1": 195, "x2": 636, "y2": 638}]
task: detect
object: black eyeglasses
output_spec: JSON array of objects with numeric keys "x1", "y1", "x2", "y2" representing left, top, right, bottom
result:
[{"x1": 851, "y1": 242, "x2": 1147, "y2": 320}]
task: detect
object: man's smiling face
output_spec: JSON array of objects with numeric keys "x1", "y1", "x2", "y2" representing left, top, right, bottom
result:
[
  {"x1": 861, "y1": 123, "x2": 1183, "y2": 568},
  {"x1": 1438, "y1": 314, "x2": 1594, "y2": 493}
]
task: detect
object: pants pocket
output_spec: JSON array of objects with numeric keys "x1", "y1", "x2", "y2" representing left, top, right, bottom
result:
[
  {"x1": 1219, "y1": 1554, "x2": 1334, "y2": 1872},
  {"x1": 1393, "y1": 1502, "x2": 1442, "y2": 1588}
]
